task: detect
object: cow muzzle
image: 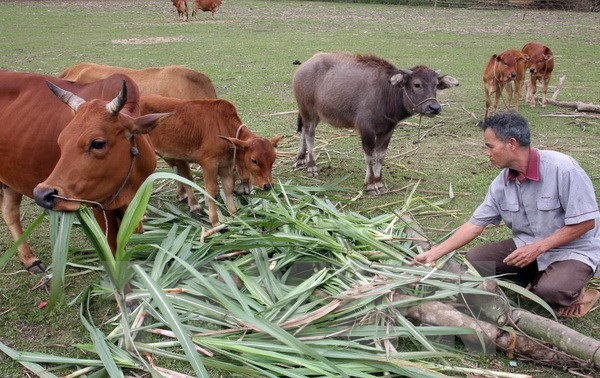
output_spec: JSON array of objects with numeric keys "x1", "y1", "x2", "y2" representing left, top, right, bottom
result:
[{"x1": 33, "y1": 187, "x2": 59, "y2": 209}]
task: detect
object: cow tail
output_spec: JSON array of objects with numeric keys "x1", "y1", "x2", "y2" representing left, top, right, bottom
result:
[{"x1": 296, "y1": 114, "x2": 303, "y2": 133}]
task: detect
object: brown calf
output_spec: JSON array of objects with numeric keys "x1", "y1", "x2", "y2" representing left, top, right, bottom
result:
[
  {"x1": 139, "y1": 95, "x2": 282, "y2": 226},
  {"x1": 522, "y1": 42, "x2": 554, "y2": 108},
  {"x1": 172, "y1": 0, "x2": 188, "y2": 21},
  {"x1": 483, "y1": 49, "x2": 527, "y2": 118},
  {"x1": 192, "y1": 0, "x2": 222, "y2": 18}
]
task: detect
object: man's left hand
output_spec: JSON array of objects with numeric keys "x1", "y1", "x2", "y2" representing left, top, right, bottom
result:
[{"x1": 503, "y1": 243, "x2": 544, "y2": 267}]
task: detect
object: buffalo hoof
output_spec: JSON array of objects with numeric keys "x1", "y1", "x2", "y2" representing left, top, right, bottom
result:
[
  {"x1": 292, "y1": 160, "x2": 306, "y2": 170},
  {"x1": 307, "y1": 166, "x2": 318, "y2": 177},
  {"x1": 234, "y1": 182, "x2": 252, "y2": 195},
  {"x1": 26, "y1": 260, "x2": 46, "y2": 273},
  {"x1": 366, "y1": 182, "x2": 387, "y2": 195}
]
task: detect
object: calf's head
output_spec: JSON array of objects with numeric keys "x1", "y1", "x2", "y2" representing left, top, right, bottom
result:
[
  {"x1": 389, "y1": 66, "x2": 459, "y2": 116},
  {"x1": 490, "y1": 50, "x2": 526, "y2": 82},
  {"x1": 222, "y1": 135, "x2": 283, "y2": 191},
  {"x1": 528, "y1": 47, "x2": 553, "y2": 74},
  {"x1": 33, "y1": 81, "x2": 169, "y2": 211}
]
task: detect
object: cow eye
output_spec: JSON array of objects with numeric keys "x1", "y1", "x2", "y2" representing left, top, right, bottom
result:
[
  {"x1": 251, "y1": 158, "x2": 258, "y2": 165},
  {"x1": 90, "y1": 139, "x2": 107, "y2": 150}
]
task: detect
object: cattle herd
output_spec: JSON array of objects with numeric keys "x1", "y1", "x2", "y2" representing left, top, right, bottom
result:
[
  {"x1": 170, "y1": 0, "x2": 222, "y2": 21},
  {"x1": 0, "y1": 39, "x2": 553, "y2": 272}
]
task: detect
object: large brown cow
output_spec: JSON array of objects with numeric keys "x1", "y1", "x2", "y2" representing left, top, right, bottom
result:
[
  {"x1": 521, "y1": 42, "x2": 554, "y2": 108},
  {"x1": 483, "y1": 49, "x2": 528, "y2": 118},
  {"x1": 292, "y1": 52, "x2": 459, "y2": 194},
  {"x1": 192, "y1": 0, "x2": 222, "y2": 18},
  {"x1": 0, "y1": 70, "x2": 168, "y2": 272},
  {"x1": 139, "y1": 95, "x2": 282, "y2": 227},
  {"x1": 59, "y1": 63, "x2": 217, "y2": 100}
]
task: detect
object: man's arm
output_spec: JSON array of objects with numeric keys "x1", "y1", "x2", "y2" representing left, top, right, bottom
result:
[
  {"x1": 503, "y1": 219, "x2": 596, "y2": 267},
  {"x1": 410, "y1": 221, "x2": 486, "y2": 265}
]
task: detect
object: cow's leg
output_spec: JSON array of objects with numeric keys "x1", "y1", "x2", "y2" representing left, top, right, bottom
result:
[
  {"x1": 484, "y1": 86, "x2": 492, "y2": 119},
  {"x1": 528, "y1": 76, "x2": 538, "y2": 107},
  {"x1": 219, "y1": 167, "x2": 237, "y2": 216},
  {"x1": 504, "y1": 82, "x2": 514, "y2": 111},
  {"x1": 202, "y1": 165, "x2": 221, "y2": 227},
  {"x1": 0, "y1": 186, "x2": 45, "y2": 272},
  {"x1": 493, "y1": 83, "x2": 504, "y2": 115},
  {"x1": 540, "y1": 75, "x2": 550, "y2": 107},
  {"x1": 165, "y1": 158, "x2": 201, "y2": 215},
  {"x1": 513, "y1": 76, "x2": 524, "y2": 112}
]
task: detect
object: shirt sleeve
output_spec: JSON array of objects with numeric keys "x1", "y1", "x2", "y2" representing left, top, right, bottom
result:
[
  {"x1": 470, "y1": 187, "x2": 503, "y2": 227},
  {"x1": 559, "y1": 164, "x2": 600, "y2": 225}
]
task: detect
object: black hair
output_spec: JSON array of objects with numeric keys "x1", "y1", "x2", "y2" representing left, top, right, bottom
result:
[{"x1": 478, "y1": 111, "x2": 531, "y2": 147}]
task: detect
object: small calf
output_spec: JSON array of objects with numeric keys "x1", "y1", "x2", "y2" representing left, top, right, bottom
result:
[
  {"x1": 483, "y1": 49, "x2": 527, "y2": 118},
  {"x1": 521, "y1": 42, "x2": 554, "y2": 107},
  {"x1": 140, "y1": 95, "x2": 282, "y2": 226},
  {"x1": 171, "y1": 0, "x2": 188, "y2": 21}
]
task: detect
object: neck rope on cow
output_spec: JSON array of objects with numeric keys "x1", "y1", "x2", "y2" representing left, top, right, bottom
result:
[
  {"x1": 232, "y1": 124, "x2": 247, "y2": 175},
  {"x1": 51, "y1": 136, "x2": 139, "y2": 234}
]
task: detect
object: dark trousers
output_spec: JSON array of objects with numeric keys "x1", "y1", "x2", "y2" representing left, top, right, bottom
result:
[{"x1": 466, "y1": 239, "x2": 593, "y2": 308}]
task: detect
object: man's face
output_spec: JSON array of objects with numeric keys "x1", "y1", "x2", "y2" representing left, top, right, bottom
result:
[{"x1": 483, "y1": 128, "x2": 512, "y2": 169}]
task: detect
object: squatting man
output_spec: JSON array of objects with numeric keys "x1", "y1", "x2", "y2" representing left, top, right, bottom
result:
[{"x1": 411, "y1": 111, "x2": 600, "y2": 318}]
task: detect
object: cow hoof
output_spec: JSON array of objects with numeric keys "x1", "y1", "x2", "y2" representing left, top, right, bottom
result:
[
  {"x1": 234, "y1": 184, "x2": 252, "y2": 195},
  {"x1": 177, "y1": 194, "x2": 189, "y2": 203},
  {"x1": 26, "y1": 260, "x2": 46, "y2": 273},
  {"x1": 190, "y1": 206, "x2": 203, "y2": 218}
]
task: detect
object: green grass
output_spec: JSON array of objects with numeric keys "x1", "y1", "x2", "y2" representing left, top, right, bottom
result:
[{"x1": 1, "y1": 0, "x2": 599, "y2": 377}]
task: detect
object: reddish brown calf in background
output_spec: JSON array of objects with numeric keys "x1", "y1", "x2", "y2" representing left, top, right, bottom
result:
[
  {"x1": 522, "y1": 42, "x2": 554, "y2": 108},
  {"x1": 140, "y1": 95, "x2": 282, "y2": 227},
  {"x1": 172, "y1": 0, "x2": 188, "y2": 21},
  {"x1": 483, "y1": 49, "x2": 527, "y2": 118}
]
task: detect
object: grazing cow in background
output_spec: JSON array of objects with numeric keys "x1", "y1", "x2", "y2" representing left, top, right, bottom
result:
[
  {"x1": 59, "y1": 63, "x2": 217, "y2": 100},
  {"x1": 192, "y1": 0, "x2": 222, "y2": 18},
  {"x1": 172, "y1": 0, "x2": 188, "y2": 21},
  {"x1": 521, "y1": 42, "x2": 554, "y2": 108},
  {"x1": 139, "y1": 95, "x2": 282, "y2": 227},
  {"x1": 292, "y1": 52, "x2": 459, "y2": 194},
  {"x1": 483, "y1": 49, "x2": 527, "y2": 118},
  {"x1": 0, "y1": 71, "x2": 168, "y2": 271}
]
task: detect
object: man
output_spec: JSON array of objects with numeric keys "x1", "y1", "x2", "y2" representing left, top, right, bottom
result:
[{"x1": 411, "y1": 112, "x2": 600, "y2": 317}]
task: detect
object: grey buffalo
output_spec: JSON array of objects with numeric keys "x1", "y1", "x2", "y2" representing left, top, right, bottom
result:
[{"x1": 292, "y1": 52, "x2": 459, "y2": 194}]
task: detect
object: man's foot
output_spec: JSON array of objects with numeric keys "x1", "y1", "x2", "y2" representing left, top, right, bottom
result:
[{"x1": 558, "y1": 288, "x2": 600, "y2": 318}]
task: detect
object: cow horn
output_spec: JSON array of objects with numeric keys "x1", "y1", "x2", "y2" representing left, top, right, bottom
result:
[
  {"x1": 106, "y1": 80, "x2": 128, "y2": 115},
  {"x1": 46, "y1": 81, "x2": 86, "y2": 112}
]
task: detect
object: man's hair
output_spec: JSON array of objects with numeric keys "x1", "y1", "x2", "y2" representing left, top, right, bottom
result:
[{"x1": 478, "y1": 111, "x2": 531, "y2": 147}]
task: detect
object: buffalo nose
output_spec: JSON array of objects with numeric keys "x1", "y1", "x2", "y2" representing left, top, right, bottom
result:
[
  {"x1": 33, "y1": 187, "x2": 58, "y2": 209},
  {"x1": 429, "y1": 103, "x2": 441, "y2": 114}
]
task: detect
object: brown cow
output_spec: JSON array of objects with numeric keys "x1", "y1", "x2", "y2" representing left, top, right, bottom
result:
[
  {"x1": 293, "y1": 52, "x2": 458, "y2": 194},
  {"x1": 192, "y1": 0, "x2": 222, "y2": 18},
  {"x1": 521, "y1": 42, "x2": 554, "y2": 108},
  {"x1": 0, "y1": 70, "x2": 168, "y2": 271},
  {"x1": 483, "y1": 49, "x2": 527, "y2": 118},
  {"x1": 59, "y1": 63, "x2": 217, "y2": 100},
  {"x1": 139, "y1": 94, "x2": 282, "y2": 226},
  {"x1": 172, "y1": 0, "x2": 188, "y2": 21}
]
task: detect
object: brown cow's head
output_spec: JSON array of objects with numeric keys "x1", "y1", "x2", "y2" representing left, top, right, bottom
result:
[
  {"x1": 528, "y1": 47, "x2": 553, "y2": 74},
  {"x1": 492, "y1": 50, "x2": 527, "y2": 83},
  {"x1": 33, "y1": 81, "x2": 169, "y2": 211},
  {"x1": 389, "y1": 66, "x2": 459, "y2": 116},
  {"x1": 221, "y1": 134, "x2": 283, "y2": 191}
]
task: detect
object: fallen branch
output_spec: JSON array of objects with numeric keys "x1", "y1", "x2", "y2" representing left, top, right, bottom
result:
[{"x1": 545, "y1": 75, "x2": 600, "y2": 113}]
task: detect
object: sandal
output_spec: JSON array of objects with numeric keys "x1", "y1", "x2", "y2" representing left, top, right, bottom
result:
[{"x1": 558, "y1": 288, "x2": 600, "y2": 318}]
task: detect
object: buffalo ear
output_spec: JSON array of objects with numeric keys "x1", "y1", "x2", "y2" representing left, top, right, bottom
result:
[
  {"x1": 437, "y1": 75, "x2": 459, "y2": 90},
  {"x1": 389, "y1": 69, "x2": 412, "y2": 87},
  {"x1": 270, "y1": 135, "x2": 283, "y2": 147},
  {"x1": 220, "y1": 136, "x2": 248, "y2": 150},
  {"x1": 131, "y1": 112, "x2": 172, "y2": 135}
]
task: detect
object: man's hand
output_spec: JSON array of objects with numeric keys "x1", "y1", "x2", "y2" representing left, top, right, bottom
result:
[
  {"x1": 409, "y1": 249, "x2": 440, "y2": 266},
  {"x1": 503, "y1": 243, "x2": 544, "y2": 267}
]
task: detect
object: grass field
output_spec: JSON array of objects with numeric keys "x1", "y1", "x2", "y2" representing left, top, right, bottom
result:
[{"x1": 1, "y1": 1, "x2": 600, "y2": 377}]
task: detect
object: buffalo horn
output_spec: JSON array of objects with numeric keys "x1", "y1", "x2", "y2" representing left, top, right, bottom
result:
[
  {"x1": 46, "y1": 81, "x2": 86, "y2": 112},
  {"x1": 106, "y1": 80, "x2": 128, "y2": 116}
]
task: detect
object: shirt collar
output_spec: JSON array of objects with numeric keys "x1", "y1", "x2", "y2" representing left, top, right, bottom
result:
[{"x1": 507, "y1": 148, "x2": 540, "y2": 182}]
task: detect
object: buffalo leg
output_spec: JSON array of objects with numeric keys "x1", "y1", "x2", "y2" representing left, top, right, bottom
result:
[
  {"x1": 202, "y1": 165, "x2": 221, "y2": 227},
  {"x1": 360, "y1": 127, "x2": 391, "y2": 195},
  {"x1": 0, "y1": 186, "x2": 45, "y2": 272},
  {"x1": 294, "y1": 116, "x2": 319, "y2": 177},
  {"x1": 165, "y1": 158, "x2": 201, "y2": 215}
]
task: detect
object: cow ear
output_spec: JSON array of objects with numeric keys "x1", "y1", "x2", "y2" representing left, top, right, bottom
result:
[
  {"x1": 130, "y1": 112, "x2": 172, "y2": 135},
  {"x1": 220, "y1": 136, "x2": 248, "y2": 150},
  {"x1": 495, "y1": 54, "x2": 502, "y2": 62},
  {"x1": 522, "y1": 54, "x2": 530, "y2": 62},
  {"x1": 437, "y1": 75, "x2": 459, "y2": 90},
  {"x1": 270, "y1": 135, "x2": 284, "y2": 147},
  {"x1": 389, "y1": 69, "x2": 411, "y2": 87}
]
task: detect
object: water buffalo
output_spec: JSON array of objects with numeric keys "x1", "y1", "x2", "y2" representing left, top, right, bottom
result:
[{"x1": 292, "y1": 52, "x2": 459, "y2": 194}]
